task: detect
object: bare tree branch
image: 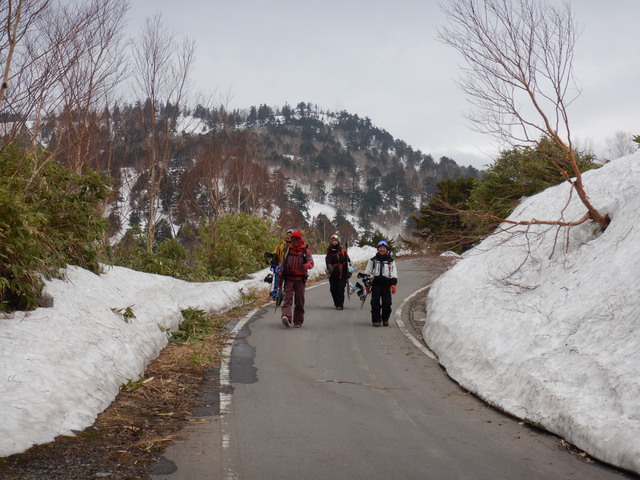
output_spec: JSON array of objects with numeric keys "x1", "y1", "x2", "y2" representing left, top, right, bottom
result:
[
  {"x1": 438, "y1": 0, "x2": 609, "y2": 230},
  {"x1": 51, "y1": 0, "x2": 129, "y2": 174},
  {"x1": 131, "y1": 12, "x2": 195, "y2": 252}
]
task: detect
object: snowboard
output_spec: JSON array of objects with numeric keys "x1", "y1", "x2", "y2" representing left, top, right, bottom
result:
[
  {"x1": 346, "y1": 265, "x2": 359, "y2": 302},
  {"x1": 355, "y1": 273, "x2": 371, "y2": 309},
  {"x1": 273, "y1": 246, "x2": 290, "y2": 313},
  {"x1": 273, "y1": 265, "x2": 284, "y2": 311},
  {"x1": 264, "y1": 261, "x2": 284, "y2": 311}
]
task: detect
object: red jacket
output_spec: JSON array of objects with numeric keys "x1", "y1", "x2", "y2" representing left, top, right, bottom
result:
[{"x1": 282, "y1": 242, "x2": 314, "y2": 281}]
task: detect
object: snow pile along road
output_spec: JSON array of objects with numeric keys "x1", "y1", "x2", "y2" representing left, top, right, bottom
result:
[{"x1": 424, "y1": 153, "x2": 640, "y2": 474}]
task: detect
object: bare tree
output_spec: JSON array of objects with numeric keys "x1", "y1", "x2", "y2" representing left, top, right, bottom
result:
[
  {"x1": 0, "y1": 0, "x2": 50, "y2": 107},
  {"x1": 0, "y1": 0, "x2": 54, "y2": 153},
  {"x1": 131, "y1": 13, "x2": 195, "y2": 252},
  {"x1": 438, "y1": 0, "x2": 609, "y2": 230},
  {"x1": 225, "y1": 129, "x2": 276, "y2": 215},
  {"x1": 604, "y1": 130, "x2": 635, "y2": 162},
  {"x1": 51, "y1": 0, "x2": 129, "y2": 174},
  {"x1": 179, "y1": 120, "x2": 279, "y2": 228},
  {"x1": 1, "y1": 0, "x2": 128, "y2": 177}
]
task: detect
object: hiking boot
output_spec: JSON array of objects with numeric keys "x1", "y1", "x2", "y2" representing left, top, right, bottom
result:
[
  {"x1": 281, "y1": 315, "x2": 292, "y2": 328},
  {"x1": 373, "y1": 322, "x2": 381, "y2": 327},
  {"x1": 383, "y1": 321, "x2": 389, "y2": 327},
  {"x1": 294, "y1": 324, "x2": 302, "y2": 328}
]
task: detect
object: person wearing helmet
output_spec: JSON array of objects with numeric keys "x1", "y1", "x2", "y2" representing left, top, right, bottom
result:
[
  {"x1": 325, "y1": 234, "x2": 351, "y2": 310},
  {"x1": 363, "y1": 240, "x2": 398, "y2": 327},
  {"x1": 280, "y1": 230, "x2": 314, "y2": 328}
]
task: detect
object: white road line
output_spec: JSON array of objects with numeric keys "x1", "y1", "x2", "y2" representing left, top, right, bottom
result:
[
  {"x1": 394, "y1": 283, "x2": 438, "y2": 360},
  {"x1": 219, "y1": 307, "x2": 261, "y2": 480}
]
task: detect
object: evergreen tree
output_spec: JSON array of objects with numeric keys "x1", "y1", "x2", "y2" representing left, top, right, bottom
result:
[
  {"x1": 290, "y1": 184, "x2": 309, "y2": 216},
  {"x1": 281, "y1": 103, "x2": 294, "y2": 122},
  {"x1": 347, "y1": 176, "x2": 362, "y2": 215},
  {"x1": 467, "y1": 137, "x2": 599, "y2": 230},
  {"x1": 246, "y1": 106, "x2": 258, "y2": 125},
  {"x1": 411, "y1": 177, "x2": 476, "y2": 254},
  {"x1": 315, "y1": 180, "x2": 327, "y2": 203},
  {"x1": 359, "y1": 189, "x2": 383, "y2": 223},
  {"x1": 257, "y1": 104, "x2": 274, "y2": 124},
  {"x1": 311, "y1": 213, "x2": 335, "y2": 245},
  {"x1": 334, "y1": 209, "x2": 357, "y2": 243}
]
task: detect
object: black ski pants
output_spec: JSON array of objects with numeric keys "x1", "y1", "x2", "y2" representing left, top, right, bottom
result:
[
  {"x1": 370, "y1": 282, "x2": 392, "y2": 324},
  {"x1": 329, "y1": 274, "x2": 347, "y2": 308}
]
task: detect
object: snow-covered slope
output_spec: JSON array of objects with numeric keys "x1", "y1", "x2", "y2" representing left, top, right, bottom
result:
[{"x1": 424, "y1": 153, "x2": 640, "y2": 474}]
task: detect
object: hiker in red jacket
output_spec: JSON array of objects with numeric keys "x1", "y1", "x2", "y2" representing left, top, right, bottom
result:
[{"x1": 280, "y1": 231, "x2": 314, "y2": 328}]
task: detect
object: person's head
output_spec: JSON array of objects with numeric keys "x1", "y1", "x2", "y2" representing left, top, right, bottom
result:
[
  {"x1": 285, "y1": 228, "x2": 293, "y2": 241},
  {"x1": 330, "y1": 234, "x2": 340, "y2": 245},
  {"x1": 377, "y1": 240, "x2": 389, "y2": 254},
  {"x1": 290, "y1": 230, "x2": 302, "y2": 245}
]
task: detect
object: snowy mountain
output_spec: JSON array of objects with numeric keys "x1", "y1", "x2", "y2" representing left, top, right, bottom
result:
[{"x1": 102, "y1": 103, "x2": 480, "y2": 245}]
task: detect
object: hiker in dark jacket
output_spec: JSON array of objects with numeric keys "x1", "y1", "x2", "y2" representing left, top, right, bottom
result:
[
  {"x1": 325, "y1": 235, "x2": 351, "y2": 310},
  {"x1": 280, "y1": 231, "x2": 314, "y2": 328}
]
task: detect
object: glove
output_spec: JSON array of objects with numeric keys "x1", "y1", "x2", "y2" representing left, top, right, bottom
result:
[
  {"x1": 303, "y1": 262, "x2": 314, "y2": 271},
  {"x1": 390, "y1": 285, "x2": 397, "y2": 294},
  {"x1": 327, "y1": 266, "x2": 334, "y2": 274}
]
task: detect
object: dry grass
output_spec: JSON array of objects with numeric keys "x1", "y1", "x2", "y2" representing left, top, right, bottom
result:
[{"x1": 0, "y1": 293, "x2": 268, "y2": 480}]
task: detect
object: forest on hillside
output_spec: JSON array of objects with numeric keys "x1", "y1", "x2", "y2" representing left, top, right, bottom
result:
[{"x1": 92, "y1": 101, "x2": 479, "y2": 246}]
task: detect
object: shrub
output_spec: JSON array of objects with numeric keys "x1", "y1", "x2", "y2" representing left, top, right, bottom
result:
[
  {"x1": 410, "y1": 177, "x2": 476, "y2": 254},
  {"x1": 199, "y1": 214, "x2": 279, "y2": 280},
  {"x1": 465, "y1": 137, "x2": 599, "y2": 237},
  {"x1": 110, "y1": 229, "x2": 201, "y2": 281},
  {"x1": 0, "y1": 144, "x2": 110, "y2": 311},
  {"x1": 169, "y1": 307, "x2": 225, "y2": 344},
  {"x1": 110, "y1": 214, "x2": 278, "y2": 283},
  {"x1": 410, "y1": 137, "x2": 600, "y2": 254}
]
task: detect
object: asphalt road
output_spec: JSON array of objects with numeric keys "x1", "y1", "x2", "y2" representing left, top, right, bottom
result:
[{"x1": 148, "y1": 258, "x2": 633, "y2": 480}]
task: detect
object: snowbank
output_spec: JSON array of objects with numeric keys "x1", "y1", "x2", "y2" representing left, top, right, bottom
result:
[{"x1": 424, "y1": 153, "x2": 640, "y2": 474}]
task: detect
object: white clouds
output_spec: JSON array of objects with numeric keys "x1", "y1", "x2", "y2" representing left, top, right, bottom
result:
[{"x1": 126, "y1": 1, "x2": 640, "y2": 170}]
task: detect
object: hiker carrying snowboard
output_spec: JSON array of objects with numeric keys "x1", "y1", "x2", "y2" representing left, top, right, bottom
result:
[
  {"x1": 325, "y1": 234, "x2": 351, "y2": 310},
  {"x1": 363, "y1": 240, "x2": 398, "y2": 327},
  {"x1": 280, "y1": 231, "x2": 314, "y2": 328},
  {"x1": 269, "y1": 228, "x2": 293, "y2": 266}
]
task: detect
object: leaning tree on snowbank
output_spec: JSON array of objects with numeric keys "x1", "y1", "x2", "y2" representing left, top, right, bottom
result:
[{"x1": 438, "y1": 0, "x2": 609, "y2": 232}]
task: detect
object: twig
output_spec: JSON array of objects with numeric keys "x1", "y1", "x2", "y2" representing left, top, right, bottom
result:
[{"x1": 316, "y1": 379, "x2": 402, "y2": 390}]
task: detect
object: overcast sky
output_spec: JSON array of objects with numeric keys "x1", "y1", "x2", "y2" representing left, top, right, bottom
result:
[{"x1": 126, "y1": 1, "x2": 639, "y2": 170}]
